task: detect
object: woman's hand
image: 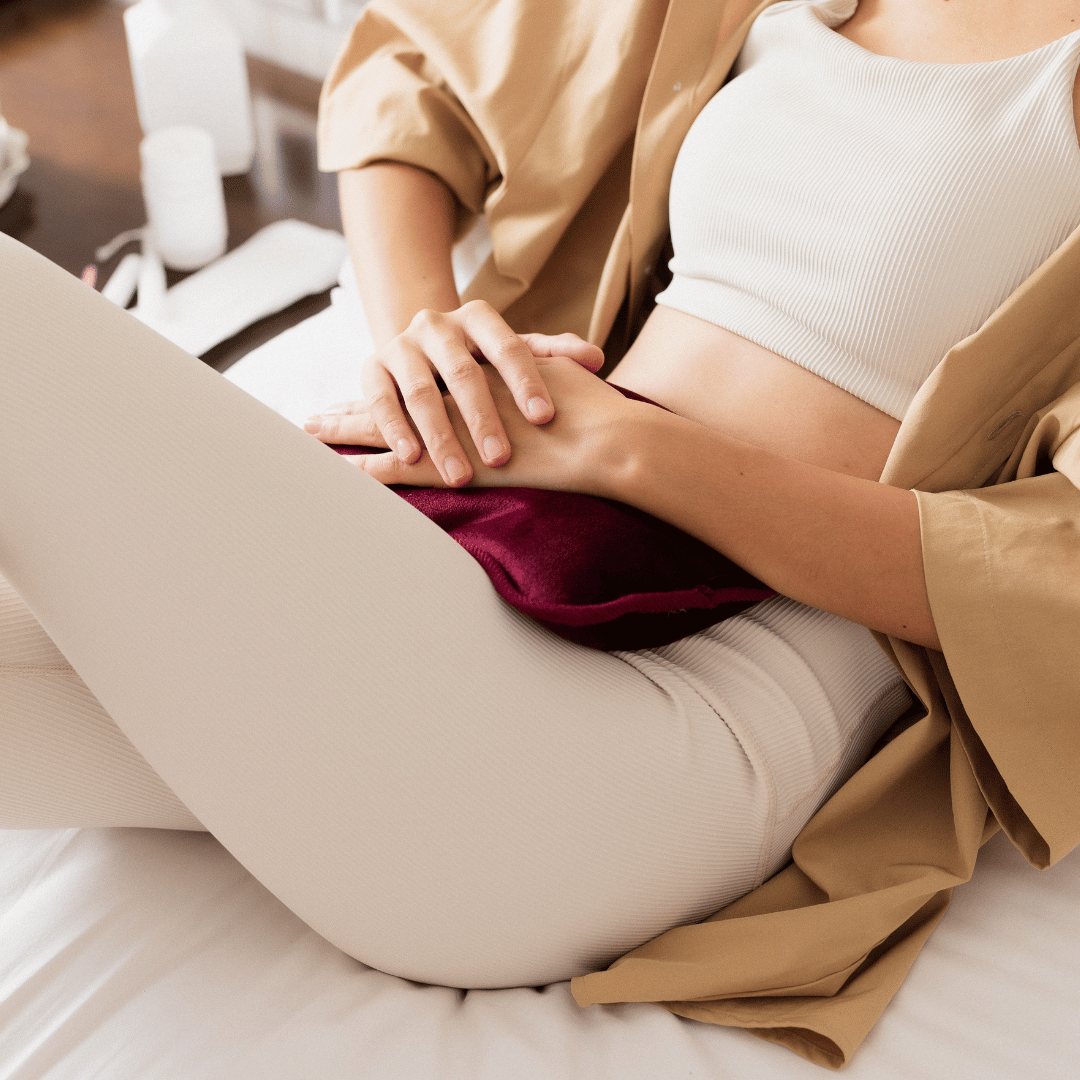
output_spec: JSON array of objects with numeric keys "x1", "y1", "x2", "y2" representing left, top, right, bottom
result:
[
  {"x1": 310, "y1": 356, "x2": 641, "y2": 496},
  {"x1": 304, "y1": 302, "x2": 604, "y2": 487}
]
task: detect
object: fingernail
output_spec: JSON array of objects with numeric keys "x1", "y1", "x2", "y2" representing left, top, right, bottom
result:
[
  {"x1": 396, "y1": 438, "x2": 415, "y2": 461},
  {"x1": 444, "y1": 456, "x2": 468, "y2": 484},
  {"x1": 303, "y1": 417, "x2": 323, "y2": 434},
  {"x1": 527, "y1": 396, "x2": 551, "y2": 421},
  {"x1": 483, "y1": 435, "x2": 504, "y2": 461}
]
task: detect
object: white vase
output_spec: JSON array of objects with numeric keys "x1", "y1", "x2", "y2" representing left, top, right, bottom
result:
[{"x1": 124, "y1": 0, "x2": 255, "y2": 176}]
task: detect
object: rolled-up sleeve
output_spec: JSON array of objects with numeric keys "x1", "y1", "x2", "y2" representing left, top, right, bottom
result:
[
  {"x1": 317, "y1": 5, "x2": 497, "y2": 218},
  {"x1": 915, "y1": 471, "x2": 1080, "y2": 866}
]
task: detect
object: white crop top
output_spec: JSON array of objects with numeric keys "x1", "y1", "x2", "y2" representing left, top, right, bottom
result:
[{"x1": 655, "y1": 0, "x2": 1080, "y2": 419}]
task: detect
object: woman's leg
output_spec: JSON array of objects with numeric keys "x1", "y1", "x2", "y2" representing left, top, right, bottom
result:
[
  {"x1": 0, "y1": 572, "x2": 202, "y2": 829},
  {"x1": 0, "y1": 234, "x2": 905, "y2": 988}
]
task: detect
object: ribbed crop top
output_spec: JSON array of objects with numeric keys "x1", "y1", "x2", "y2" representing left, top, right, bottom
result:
[{"x1": 655, "y1": 0, "x2": 1080, "y2": 420}]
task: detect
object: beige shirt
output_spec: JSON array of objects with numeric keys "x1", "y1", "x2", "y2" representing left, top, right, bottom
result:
[{"x1": 318, "y1": 0, "x2": 1080, "y2": 1067}]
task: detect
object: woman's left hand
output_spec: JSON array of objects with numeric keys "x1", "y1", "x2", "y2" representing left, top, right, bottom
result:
[{"x1": 306, "y1": 356, "x2": 642, "y2": 497}]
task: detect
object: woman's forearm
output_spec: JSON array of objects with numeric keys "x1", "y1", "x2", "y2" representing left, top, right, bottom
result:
[
  {"x1": 338, "y1": 164, "x2": 461, "y2": 347},
  {"x1": 604, "y1": 407, "x2": 940, "y2": 649}
]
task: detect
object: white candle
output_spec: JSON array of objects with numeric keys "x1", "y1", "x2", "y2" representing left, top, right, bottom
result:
[{"x1": 139, "y1": 126, "x2": 228, "y2": 271}]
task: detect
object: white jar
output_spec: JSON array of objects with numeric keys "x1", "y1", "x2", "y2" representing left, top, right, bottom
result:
[
  {"x1": 140, "y1": 126, "x2": 228, "y2": 270},
  {"x1": 124, "y1": 0, "x2": 255, "y2": 176}
]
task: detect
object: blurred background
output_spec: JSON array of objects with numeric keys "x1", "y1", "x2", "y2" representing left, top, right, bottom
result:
[{"x1": 0, "y1": 0, "x2": 361, "y2": 369}]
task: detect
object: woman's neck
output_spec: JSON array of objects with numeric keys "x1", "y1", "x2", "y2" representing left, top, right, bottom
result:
[{"x1": 836, "y1": 0, "x2": 1080, "y2": 64}]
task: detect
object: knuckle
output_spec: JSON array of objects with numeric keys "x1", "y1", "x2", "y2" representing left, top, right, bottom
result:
[
  {"x1": 510, "y1": 368, "x2": 543, "y2": 395},
  {"x1": 409, "y1": 307, "x2": 442, "y2": 333},
  {"x1": 426, "y1": 428, "x2": 459, "y2": 454},
  {"x1": 361, "y1": 451, "x2": 390, "y2": 476},
  {"x1": 488, "y1": 335, "x2": 527, "y2": 366},
  {"x1": 366, "y1": 388, "x2": 400, "y2": 416},
  {"x1": 442, "y1": 355, "x2": 480, "y2": 384},
  {"x1": 460, "y1": 298, "x2": 493, "y2": 317},
  {"x1": 384, "y1": 417, "x2": 412, "y2": 440},
  {"x1": 400, "y1": 378, "x2": 441, "y2": 405},
  {"x1": 457, "y1": 405, "x2": 488, "y2": 434}
]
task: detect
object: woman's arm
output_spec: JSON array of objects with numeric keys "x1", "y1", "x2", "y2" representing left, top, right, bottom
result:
[
  {"x1": 612, "y1": 405, "x2": 939, "y2": 649},
  {"x1": 341, "y1": 358, "x2": 940, "y2": 648},
  {"x1": 324, "y1": 164, "x2": 604, "y2": 487},
  {"x1": 338, "y1": 164, "x2": 460, "y2": 347}
]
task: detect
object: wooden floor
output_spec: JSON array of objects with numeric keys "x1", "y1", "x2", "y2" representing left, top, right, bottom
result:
[{"x1": 0, "y1": 0, "x2": 344, "y2": 370}]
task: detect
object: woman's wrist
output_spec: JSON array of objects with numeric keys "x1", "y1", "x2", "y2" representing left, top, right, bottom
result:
[
  {"x1": 587, "y1": 399, "x2": 675, "y2": 502},
  {"x1": 599, "y1": 406, "x2": 939, "y2": 647}
]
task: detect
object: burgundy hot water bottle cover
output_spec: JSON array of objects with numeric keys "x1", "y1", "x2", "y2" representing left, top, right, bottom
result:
[{"x1": 332, "y1": 386, "x2": 775, "y2": 650}]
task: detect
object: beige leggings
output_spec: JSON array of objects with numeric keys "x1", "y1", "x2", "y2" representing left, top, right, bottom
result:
[{"x1": 0, "y1": 234, "x2": 910, "y2": 988}]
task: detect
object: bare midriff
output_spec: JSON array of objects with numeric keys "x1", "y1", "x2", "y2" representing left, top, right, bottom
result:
[{"x1": 605, "y1": 305, "x2": 902, "y2": 483}]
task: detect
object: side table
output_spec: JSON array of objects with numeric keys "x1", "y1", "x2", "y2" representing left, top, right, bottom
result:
[{"x1": 0, "y1": 0, "x2": 344, "y2": 372}]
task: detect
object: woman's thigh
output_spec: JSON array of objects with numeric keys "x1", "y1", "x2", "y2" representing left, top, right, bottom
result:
[
  {"x1": 0, "y1": 560, "x2": 770, "y2": 987},
  {"x1": 0, "y1": 235, "x2": 908, "y2": 989},
  {"x1": 0, "y1": 235, "x2": 779, "y2": 987},
  {"x1": 0, "y1": 572, "x2": 203, "y2": 830}
]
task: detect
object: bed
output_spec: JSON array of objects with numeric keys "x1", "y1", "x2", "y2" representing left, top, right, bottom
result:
[{"x1": 1, "y1": 258, "x2": 1077, "y2": 1078}]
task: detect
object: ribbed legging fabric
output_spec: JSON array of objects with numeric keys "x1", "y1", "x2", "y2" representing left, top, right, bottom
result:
[{"x1": 0, "y1": 234, "x2": 910, "y2": 988}]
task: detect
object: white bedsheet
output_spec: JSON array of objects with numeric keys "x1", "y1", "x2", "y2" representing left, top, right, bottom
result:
[
  {"x1": 1, "y1": 827, "x2": 1076, "y2": 1078},
  {"x1": 2, "y1": 288, "x2": 1077, "y2": 1078}
]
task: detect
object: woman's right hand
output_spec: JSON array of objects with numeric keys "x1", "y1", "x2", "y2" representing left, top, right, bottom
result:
[{"x1": 305, "y1": 300, "x2": 604, "y2": 487}]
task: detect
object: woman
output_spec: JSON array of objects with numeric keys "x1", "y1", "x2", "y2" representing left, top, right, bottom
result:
[{"x1": 2, "y1": 0, "x2": 1079, "y2": 1067}]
